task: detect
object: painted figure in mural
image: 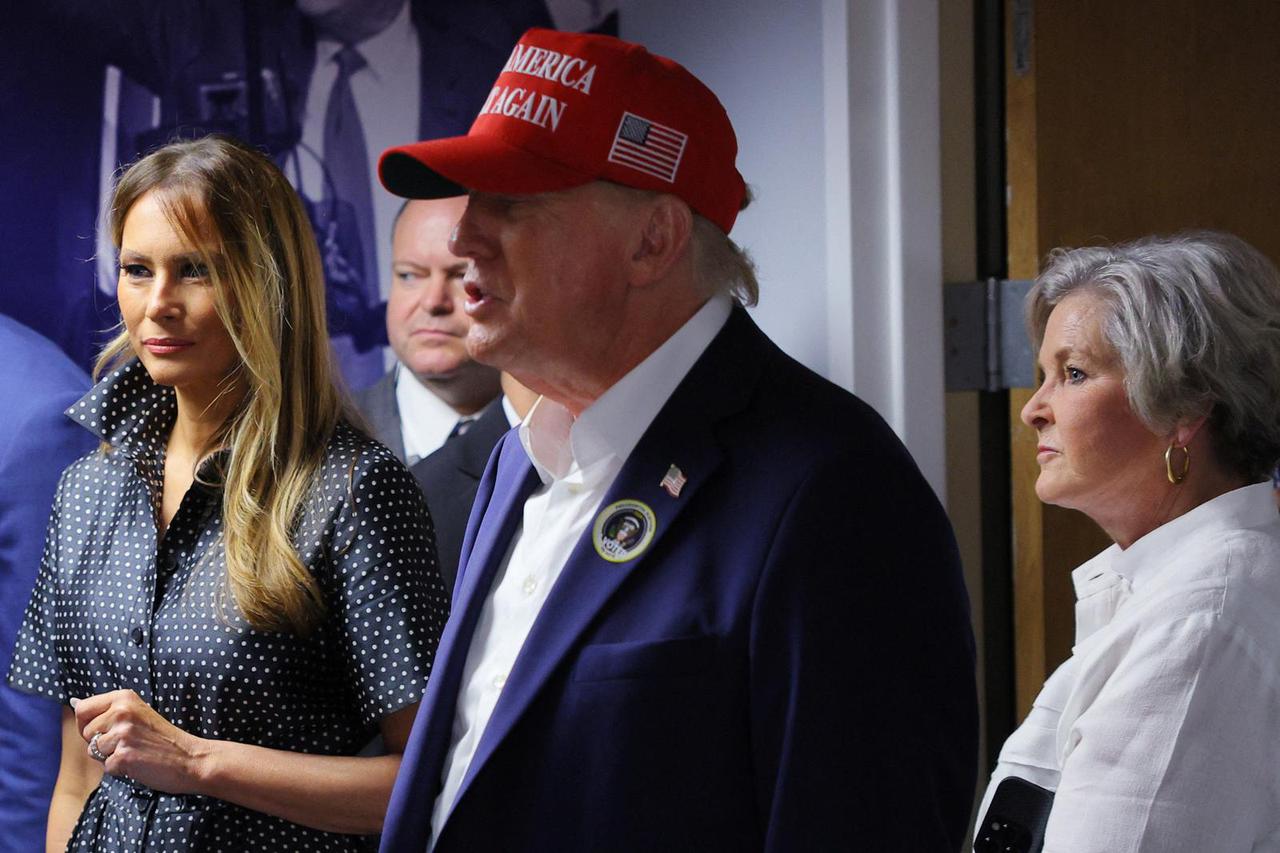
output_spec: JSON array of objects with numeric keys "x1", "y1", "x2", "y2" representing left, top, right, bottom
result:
[
  {"x1": 976, "y1": 232, "x2": 1280, "y2": 853},
  {"x1": 376, "y1": 27, "x2": 977, "y2": 853},
  {"x1": 6, "y1": 136, "x2": 449, "y2": 851}
]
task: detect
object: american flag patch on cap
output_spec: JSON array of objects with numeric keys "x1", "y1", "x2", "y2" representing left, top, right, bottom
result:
[{"x1": 607, "y1": 112, "x2": 688, "y2": 183}]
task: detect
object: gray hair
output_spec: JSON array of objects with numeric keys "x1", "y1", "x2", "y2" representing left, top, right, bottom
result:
[
  {"x1": 604, "y1": 181, "x2": 759, "y2": 307},
  {"x1": 690, "y1": 186, "x2": 759, "y2": 307},
  {"x1": 1028, "y1": 231, "x2": 1280, "y2": 481}
]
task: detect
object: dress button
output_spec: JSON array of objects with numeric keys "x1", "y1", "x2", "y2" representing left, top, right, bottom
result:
[
  {"x1": 492, "y1": 673, "x2": 507, "y2": 689},
  {"x1": 130, "y1": 627, "x2": 145, "y2": 646},
  {"x1": 521, "y1": 576, "x2": 537, "y2": 596}
]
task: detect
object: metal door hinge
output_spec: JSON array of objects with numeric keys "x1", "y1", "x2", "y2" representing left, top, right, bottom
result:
[{"x1": 944, "y1": 278, "x2": 1034, "y2": 391}]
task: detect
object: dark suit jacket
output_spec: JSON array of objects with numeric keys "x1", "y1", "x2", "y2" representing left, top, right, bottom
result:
[
  {"x1": 354, "y1": 370, "x2": 406, "y2": 463},
  {"x1": 410, "y1": 398, "x2": 510, "y2": 593},
  {"x1": 380, "y1": 308, "x2": 978, "y2": 852},
  {"x1": 0, "y1": 315, "x2": 96, "y2": 852}
]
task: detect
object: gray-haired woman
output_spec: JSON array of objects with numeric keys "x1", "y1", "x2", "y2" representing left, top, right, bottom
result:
[{"x1": 975, "y1": 231, "x2": 1280, "y2": 852}]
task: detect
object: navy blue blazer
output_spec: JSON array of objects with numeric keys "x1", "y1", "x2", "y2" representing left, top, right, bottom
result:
[
  {"x1": 0, "y1": 315, "x2": 95, "y2": 853},
  {"x1": 381, "y1": 308, "x2": 977, "y2": 852}
]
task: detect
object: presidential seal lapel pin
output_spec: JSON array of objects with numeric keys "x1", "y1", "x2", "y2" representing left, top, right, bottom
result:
[
  {"x1": 659, "y1": 464, "x2": 687, "y2": 498},
  {"x1": 593, "y1": 499, "x2": 657, "y2": 563}
]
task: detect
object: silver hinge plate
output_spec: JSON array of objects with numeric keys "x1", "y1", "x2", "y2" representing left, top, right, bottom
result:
[{"x1": 944, "y1": 278, "x2": 1035, "y2": 391}]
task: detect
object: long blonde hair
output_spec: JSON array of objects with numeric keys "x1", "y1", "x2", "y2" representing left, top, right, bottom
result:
[{"x1": 99, "y1": 135, "x2": 353, "y2": 636}]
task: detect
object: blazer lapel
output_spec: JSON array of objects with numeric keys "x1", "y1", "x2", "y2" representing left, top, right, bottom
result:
[
  {"x1": 453, "y1": 307, "x2": 767, "y2": 805},
  {"x1": 383, "y1": 433, "x2": 539, "y2": 852},
  {"x1": 451, "y1": 435, "x2": 539, "y2": 614}
]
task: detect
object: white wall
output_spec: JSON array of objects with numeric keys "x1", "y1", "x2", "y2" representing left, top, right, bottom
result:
[
  {"x1": 619, "y1": 0, "x2": 947, "y2": 499},
  {"x1": 620, "y1": 0, "x2": 830, "y2": 376}
]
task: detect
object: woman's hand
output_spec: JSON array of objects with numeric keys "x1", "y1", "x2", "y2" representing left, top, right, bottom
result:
[
  {"x1": 67, "y1": 692, "x2": 416, "y2": 833},
  {"x1": 71, "y1": 690, "x2": 208, "y2": 795}
]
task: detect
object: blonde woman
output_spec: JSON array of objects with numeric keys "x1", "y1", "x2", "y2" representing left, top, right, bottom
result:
[{"x1": 7, "y1": 135, "x2": 448, "y2": 851}]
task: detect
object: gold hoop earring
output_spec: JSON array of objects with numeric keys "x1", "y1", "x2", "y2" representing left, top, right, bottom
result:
[{"x1": 1165, "y1": 444, "x2": 1190, "y2": 484}]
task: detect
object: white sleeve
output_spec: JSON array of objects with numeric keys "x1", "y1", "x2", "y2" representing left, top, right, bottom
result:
[
  {"x1": 1043, "y1": 596, "x2": 1278, "y2": 853},
  {"x1": 973, "y1": 658, "x2": 1075, "y2": 851}
]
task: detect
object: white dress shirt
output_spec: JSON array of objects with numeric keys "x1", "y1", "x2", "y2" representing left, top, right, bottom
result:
[
  {"x1": 294, "y1": 1, "x2": 420, "y2": 302},
  {"x1": 429, "y1": 295, "x2": 733, "y2": 843},
  {"x1": 500, "y1": 395, "x2": 521, "y2": 429},
  {"x1": 395, "y1": 364, "x2": 472, "y2": 465},
  {"x1": 977, "y1": 482, "x2": 1280, "y2": 852}
]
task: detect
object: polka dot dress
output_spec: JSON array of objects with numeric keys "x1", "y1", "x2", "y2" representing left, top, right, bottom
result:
[{"x1": 6, "y1": 359, "x2": 449, "y2": 851}]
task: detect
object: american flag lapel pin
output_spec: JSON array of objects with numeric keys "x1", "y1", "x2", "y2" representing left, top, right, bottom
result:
[{"x1": 660, "y1": 464, "x2": 687, "y2": 498}]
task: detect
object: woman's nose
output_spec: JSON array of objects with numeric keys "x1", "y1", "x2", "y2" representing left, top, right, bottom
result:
[
  {"x1": 1020, "y1": 383, "x2": 1051, "y2": 429},
  {"x1": 145, "y1": 276, "x2": 182, "y2": 321}
]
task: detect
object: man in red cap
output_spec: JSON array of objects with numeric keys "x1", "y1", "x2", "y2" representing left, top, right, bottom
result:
[{"x1": 377, "y1": 28, "x2": 976, "y2": 852}]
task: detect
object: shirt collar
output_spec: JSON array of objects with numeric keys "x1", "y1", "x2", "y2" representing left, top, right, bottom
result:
[
  {"x1": 66, "y1": 357, "x2": 235, "y2": 495},
  {"x1": 1100, "y1": 481, "x2": 1278, "y2": 593},
  {"x1": 314, "y1": 0, "x2": 415, "y2": 85},
  {"x1": 66, "y1": 358, "x2": 175, "y2": 461},
  {"x1": 394, "y1": 362, "x2": 468, "y2": 460},
  {"x1": 1071, "y1": 545, "x2": 1118, "y2": 598},
  {"x1": 520, "y1": 294, "x2": 734, "y2": 485},
  {"x1": 500, "y1": 394, "x2": 522, "y2": 429}
]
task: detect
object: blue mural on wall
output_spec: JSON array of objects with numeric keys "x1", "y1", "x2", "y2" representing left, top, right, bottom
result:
[{"x1": 1, "y1": 0, "x2": 616, "y2": 387}]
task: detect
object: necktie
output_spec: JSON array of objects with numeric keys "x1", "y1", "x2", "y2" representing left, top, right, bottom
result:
[
  {"x1": 447, "y1": 418, "x2": 474, "y2": 442},
  {"x1": 322, "y1": 45, "x2": 380, "y2": 347}
]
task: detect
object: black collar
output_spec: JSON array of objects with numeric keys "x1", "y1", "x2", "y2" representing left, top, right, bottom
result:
[
  {"x1": 66, "y1": 358, "x2": 176, "y2": 462},
  {"x1": 66, "y1": 358, "x2": 228, "y2": 488}
]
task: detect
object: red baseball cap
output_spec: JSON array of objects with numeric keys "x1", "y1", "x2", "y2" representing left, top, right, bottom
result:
[{"x1": 378, "y1": 28, "x2": 747, "y2": 233}]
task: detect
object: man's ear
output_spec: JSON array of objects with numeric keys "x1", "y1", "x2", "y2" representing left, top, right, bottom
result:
[{"x1": 628, "y1": 194, "x2": 693, "y2": 287}]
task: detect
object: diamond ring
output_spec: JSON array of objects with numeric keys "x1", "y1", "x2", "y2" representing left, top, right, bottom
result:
[{"x1": 88, "y1": 732, "x2": 108, "y2": 762}]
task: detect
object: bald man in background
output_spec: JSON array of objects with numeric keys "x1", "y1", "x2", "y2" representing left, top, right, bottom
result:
[
  {"x1": 364, "y1": 195, "x2": 532, "y2": 591},
  {"x1": 357, "y1": 197, "x2": 501, "y2": 464}
]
